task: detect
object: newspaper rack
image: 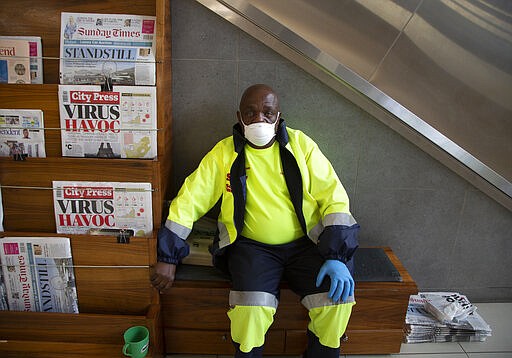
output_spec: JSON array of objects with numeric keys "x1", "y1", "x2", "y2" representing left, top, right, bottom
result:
[
  {"x1": 0, "y1": 231, "x2": 163, "y2": 356},
  {"x1": 0, "y1": 0, "x2": 171, "y2": 356}
]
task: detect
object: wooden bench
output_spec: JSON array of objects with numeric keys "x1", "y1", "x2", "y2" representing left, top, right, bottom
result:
[{"x1": 162, "y1": 247, "x2": 417, "y2": 355}]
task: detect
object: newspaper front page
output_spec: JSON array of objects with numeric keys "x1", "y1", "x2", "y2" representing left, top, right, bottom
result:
[
  {"x1": 0, "y1": 236, "x2": 79, "y2": 313},
  {"x1": 53, "y1": 181, "x2": 153, "y2": 237},
  {"x1": 0, "y1": 38, "x2": 31, "y2": 84},
  {"x1": 60, "y1": 12, "x2": 156, "y2": 86},
  {"x1": 0, "y1": 109, "x2": 46, "y2": 158},
  {"x1": 58, "y1": 85, "x2": 156, "y2": 158},
  {"x1": 0, "y1": 36, "x2": 43, "y2": 84}
]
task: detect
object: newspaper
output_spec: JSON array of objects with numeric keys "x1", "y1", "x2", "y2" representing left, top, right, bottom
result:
[
  {"x1": 0, "y1": 109, "x2": 46, "y2": 158},
  {"x1": 182, "y1": 237, "x2": 213, "y2": 266},
  {"x1": 58, "y1": 85, "x2": 157, "y2": 158},
  {"x1": 0, "y1": 36, "x2": 43, "y2": 84},
  {"x1": 404, "y1": 294, "x2": 492, "y2": 343},
  {"x1": 181, "y1": 216, "x2": 217, "y2": 266},
  {"x1": 0, "y1": 236, "x2": 79, "y2": 313},
  {"x1": 0, "y1": 188, "x2": 6, "y2": 307},
  {"x1": 60, "y1": 12, "x2": 156, "y2": 86},
  {"x1": 421, "y1": 292, "x2": 476, "y2": 323},
  {"x1": 0, "y1": 254, "x2": 9, "y2": 310},
  {"x1": 0, "y1": 38, "x2": 31, "y2": 84},
  {"x1": 0, "y1": 185, "x2": 3, "y2": 232},
  {"x1": 53, "y1": 181, "x2": 153, "y2": 237},
  {"x1": 0, "y1": 274, "x2": 8, "y2": 310}
]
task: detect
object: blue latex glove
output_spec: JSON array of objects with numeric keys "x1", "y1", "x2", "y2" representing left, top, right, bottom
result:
[{"x1": 316, "y1": 259, "x2": 355, "y2": 303}]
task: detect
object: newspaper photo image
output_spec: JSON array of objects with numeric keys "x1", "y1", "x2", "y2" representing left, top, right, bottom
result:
[
  {"x1": 0, "y1": 36, "x2": 43, "y2": 84},
  {"x1": 53, "y1": 181, "x2": 153, "y2": 237},
  {"x1": 60, "y1": 12, "x2": 156, "y2": 86},
  {"x1": 0, "y1": 237, "x2": 79, "y2": 313},
  {"x1": 59, "y1": 85, "x2": 157, "y2": 159},
  {"x1": 0, "y1": 38, "x2": 31, "y2": 84},
  {"x1": 0, "y1": 109, "x2": 46, "y2": 158}
]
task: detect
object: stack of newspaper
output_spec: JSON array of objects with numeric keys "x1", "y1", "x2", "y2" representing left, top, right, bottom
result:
[{"x1": 404, "y1": 292, "x2": 492, "y2": 343}]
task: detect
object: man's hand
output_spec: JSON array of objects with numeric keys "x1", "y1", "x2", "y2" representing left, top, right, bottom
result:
[
  {"x1": 316, "y1": 259, "x2": 354, "y2": 303},
  {"x1": 150, "y1": 262, "x2": 176, "y2": 294}
]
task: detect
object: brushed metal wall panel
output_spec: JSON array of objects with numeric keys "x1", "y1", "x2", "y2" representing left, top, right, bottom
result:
[
  {"x1": 242, "y1": 0, "x2": 418, "y2": 79},
  {"x1": 371, "y1": 0, "x2": 512, "y2": 180}
]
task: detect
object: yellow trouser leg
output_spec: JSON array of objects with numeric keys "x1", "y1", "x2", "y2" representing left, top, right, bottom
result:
[
  {"x1": 227, "y1": 305, "x2": 276, "y2": 353},
  {"x1": 307, "y1": 301, "x2": 356, "y2": 348}
]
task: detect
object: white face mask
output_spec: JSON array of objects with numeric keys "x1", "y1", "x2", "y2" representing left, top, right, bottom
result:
[{"x1": 242, "y1": 112, "x2": 280, "y2": 147}]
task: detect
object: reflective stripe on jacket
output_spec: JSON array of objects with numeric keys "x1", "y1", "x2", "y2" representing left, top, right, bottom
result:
[{"x1": 157, "y1": 119, "x2": 359, "y2": 264}]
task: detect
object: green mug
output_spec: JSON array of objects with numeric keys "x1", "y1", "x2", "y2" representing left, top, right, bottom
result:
[{"x1": 123, "y1": 326, "x2": 149, "y2": 358}]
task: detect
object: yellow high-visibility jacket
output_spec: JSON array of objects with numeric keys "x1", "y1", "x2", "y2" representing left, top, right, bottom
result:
[{"x1": 157, "y1": 120, "x2": 359, "y2": 265}]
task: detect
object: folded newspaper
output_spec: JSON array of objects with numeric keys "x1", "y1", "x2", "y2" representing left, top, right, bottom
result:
[
  {"x1": 422, "y1": 292, "x2": 476, "y2": 323},
  {"x1": 0, "y1": 237, "x2": 79, "y2": 313},
  {"x1": 404, "y1": 293, "x2": 492, "y2": 343}
]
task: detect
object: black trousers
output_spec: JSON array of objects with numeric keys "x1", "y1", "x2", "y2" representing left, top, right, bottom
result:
[{"x1": 222, "y1": 236, "x2": 343, "y2": 358}]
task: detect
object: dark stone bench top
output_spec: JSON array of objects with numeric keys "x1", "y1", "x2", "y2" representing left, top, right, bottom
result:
[{"x1": 176, "y1": 247, "x2": 402, "y2": 283}]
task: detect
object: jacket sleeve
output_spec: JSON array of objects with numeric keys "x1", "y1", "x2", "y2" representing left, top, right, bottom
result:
[
  {"x1": 157, "y1": 144, "x2": 225, "y2": 264},
  {"x1": 305, "y1": 138, "x2": 359, "y2": 263},
  {"x1": 157, "y1": 224, "x2": 190, "y2": 264}
]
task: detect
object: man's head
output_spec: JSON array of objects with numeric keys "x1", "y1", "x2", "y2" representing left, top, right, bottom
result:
[{"x1": 237, "y1": 84, "x2": 280, "y2": 148}]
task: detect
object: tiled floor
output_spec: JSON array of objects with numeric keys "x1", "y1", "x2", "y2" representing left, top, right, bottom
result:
[{"x1": 166, "y1": 303, "x2": 512, "y2": 358}]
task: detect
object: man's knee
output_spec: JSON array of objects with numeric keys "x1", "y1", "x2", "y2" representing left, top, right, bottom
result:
[
  {"x1": 228, "y1": 304, "x2": 276, "y2": 353},
  {"x1": 228, "y1": 290, "x2": 278, "y2": 352},
  {"x1": 302, "y1": 292, "x2": 356, "y2": 348}
]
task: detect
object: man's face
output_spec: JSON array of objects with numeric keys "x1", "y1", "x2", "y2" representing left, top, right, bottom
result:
[{"x1": 237, "y1": 87, "x2": 279, "y2": 126}]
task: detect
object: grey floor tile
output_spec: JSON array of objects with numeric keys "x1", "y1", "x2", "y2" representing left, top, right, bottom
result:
[
  {"x1": 459, "y1": 303, "x2": 512, "y2": 353},
  {"x1": 219, "y1": 356, "x2": 304, "y2": 358},
  {"x1": 165, "y1": 355, "x2": 216, "y2": 358},
  {"x1": 346, "y1": 354, "x2": 468, "y2": 358},
  {"x1": 393, "y1": 355, "x2": 469, "y2": 358},
  {"x1": 467, "y1": 353, "x2": 512, "y2": 358},
  {"x1": 399, "y1": 342, "x2": 465, "y2": 354},
  {"x1": 218, "y1": 356, "x2": 303, "y2": 358}
]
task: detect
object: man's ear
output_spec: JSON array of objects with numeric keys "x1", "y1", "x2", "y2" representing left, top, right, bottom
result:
[
  {"x1": 236, "y1": 111, "x2": 243, "y2": 125},
  {"x1": 274, "y1": 111, "x2": 281, "y2": 132}
]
